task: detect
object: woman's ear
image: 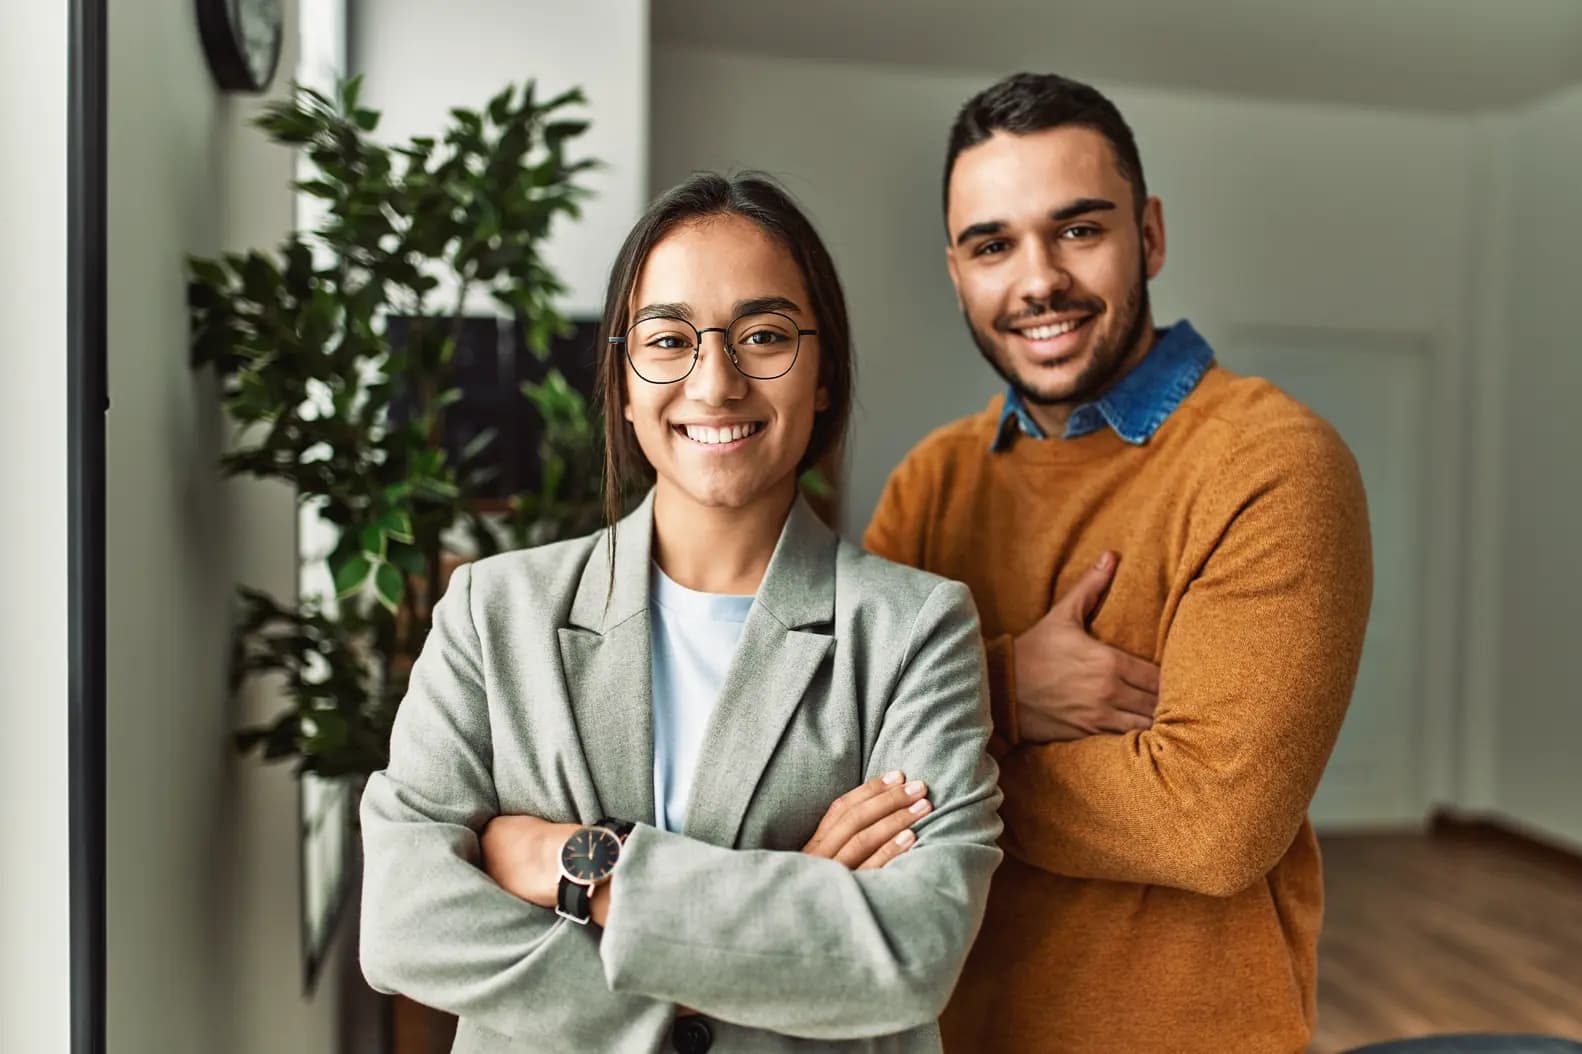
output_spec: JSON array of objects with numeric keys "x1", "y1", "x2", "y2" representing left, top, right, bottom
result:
[
  {"x1": 623, "y1": 401, "x2": 633, "y2": 423},
  {"x1": 815, "y1": 385, "x2": 831, "y2": 412}
]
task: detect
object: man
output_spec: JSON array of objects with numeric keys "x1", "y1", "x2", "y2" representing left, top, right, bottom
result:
[{"x1": 863, "y1": 73, "x2": 1373, "y2": 1053}]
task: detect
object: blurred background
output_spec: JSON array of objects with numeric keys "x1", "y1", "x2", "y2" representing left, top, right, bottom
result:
[{"x1": 4, "y1": 1, "x2": 1579, "y2": 1052}]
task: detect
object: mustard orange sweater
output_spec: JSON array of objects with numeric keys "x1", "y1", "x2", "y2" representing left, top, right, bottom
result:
[{"x1": 864, "y1": 365, "x2": 1372, "y2": 1054}]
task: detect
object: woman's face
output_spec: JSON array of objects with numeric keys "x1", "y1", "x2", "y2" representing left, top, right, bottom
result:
[{"x1": 622, "y1": 214, "x2": 827, "y2": 514}]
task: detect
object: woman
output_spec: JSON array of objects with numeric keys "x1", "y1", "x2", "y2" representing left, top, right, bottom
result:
[{"x1": 359, "y1": 173, "x2": 1002, "y2": 1053}]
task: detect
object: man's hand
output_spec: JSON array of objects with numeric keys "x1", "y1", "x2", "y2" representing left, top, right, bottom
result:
[
  {"x1": 479, "y1": 813, "x2": 580, "y2": 909},
  {"x1": 1013, "y1": 551, "x2": 1161, "y2": 743},
  {"x1": 802, "y1": 771, "x2": 931, "y2": 870}
]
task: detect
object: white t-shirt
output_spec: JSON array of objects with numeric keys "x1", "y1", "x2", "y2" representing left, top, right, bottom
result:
[{"x1": 648, "y1": 563, "x2": 755, "y2": 833}]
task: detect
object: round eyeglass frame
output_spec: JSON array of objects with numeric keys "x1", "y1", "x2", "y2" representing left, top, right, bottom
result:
[{"x1": 609, "y1": 311, "x2": 818, "y2": 384}]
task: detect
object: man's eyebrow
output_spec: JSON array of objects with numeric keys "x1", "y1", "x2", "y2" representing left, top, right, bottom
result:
[
  {"x1": 954, "y1": 220, "x2": 1005, "y2": 247},
  {"x1": 733, "y1": 296, "x2": 802, "y2": 317},
  {"x1": 1051, "y1": 197, "x2": 1118, "y2": 222},
  {"x1": 632, "y1": 302, "x2": 693, "y2": 323}
]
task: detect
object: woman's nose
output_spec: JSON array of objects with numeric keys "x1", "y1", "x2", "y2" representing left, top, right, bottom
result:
[{"x1": 683, "y1": 331, "x2": 748, "y2": 404}]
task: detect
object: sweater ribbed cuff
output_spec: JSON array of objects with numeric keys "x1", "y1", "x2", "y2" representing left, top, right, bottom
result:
[{"x1": 983, "y1": 633, "x2": 1020, "y2": 749}]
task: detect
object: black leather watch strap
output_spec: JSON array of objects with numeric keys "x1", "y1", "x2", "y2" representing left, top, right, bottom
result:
[
  {"x1": 556, "y1": 874, "x2": 592, "y2": 924},
  {"x1": 597, "y1": 817, "x2": 635, "y2": 840}
]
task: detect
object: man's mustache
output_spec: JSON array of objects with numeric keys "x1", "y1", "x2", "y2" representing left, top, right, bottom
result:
[{"x1": 996, "y1": 296, "x2": 1105, "y2": 332}]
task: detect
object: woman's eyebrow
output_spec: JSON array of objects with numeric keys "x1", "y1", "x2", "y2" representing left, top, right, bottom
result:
[
  {"x1": 632, "y1": 302, "x2": 693, "y2": 323},
  {"x1": 733, "y1": 296, "x2": 802, "y2": 316}
]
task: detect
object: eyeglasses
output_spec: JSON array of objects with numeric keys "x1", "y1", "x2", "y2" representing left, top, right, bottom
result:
[{"x1": 609, "y1": 311, "x2": 818, "y2": 384}]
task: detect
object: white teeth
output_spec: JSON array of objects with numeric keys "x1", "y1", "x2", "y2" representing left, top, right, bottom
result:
[
  {"x1": 682, "y1": 422, "x2": 760, "y2": 445},
  {"x1": 1021, "y1": 318, "x2": 1084, "y2": 340}
]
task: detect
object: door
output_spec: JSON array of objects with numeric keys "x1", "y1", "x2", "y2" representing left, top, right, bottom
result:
[{"x1": 1219, "y1": 326, "x2": 1431, "y2": 827}]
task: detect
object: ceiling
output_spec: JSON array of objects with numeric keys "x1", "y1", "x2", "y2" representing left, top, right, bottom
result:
[{"x1": 653, "y1": 0, "x2": 1582, "y2": 112}]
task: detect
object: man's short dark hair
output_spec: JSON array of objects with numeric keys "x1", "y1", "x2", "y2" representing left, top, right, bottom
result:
[{"x1": 943, "y1": 72, "x2": 1148, "y2": 223}]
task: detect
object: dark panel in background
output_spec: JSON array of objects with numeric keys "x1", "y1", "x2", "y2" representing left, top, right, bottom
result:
[{"x1": 387, "y1": 316, "x2": 600, "y2": 500}]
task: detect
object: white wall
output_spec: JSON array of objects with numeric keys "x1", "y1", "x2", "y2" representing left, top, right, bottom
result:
[
  {"x1": 651, "y1": 47, "x2": 1476, "y2": 826},
  {"x1": 0, "y1": 5, "x2": 72, "y2": 1052},
  {"x1": 105, "y1": 0, "x2": 347, "y2": 1051},
  {"x1": 1483, "y1": 82, "x2": 1582, "y2": 850},
  {"x1": 350, "y1": 0, "x2": 650, "y2": 318}
]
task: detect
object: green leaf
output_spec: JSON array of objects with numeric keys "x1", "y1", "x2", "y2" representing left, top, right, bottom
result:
[
  {"x1": 413, "y1": 477, "x2": 461, "y2": 501},
  {"x1": 543, "y1": 120, "x2": 589, "y2": 147},
  {"x1": 188, "y1": 256, "x2": 229, "y2": 287},
  {"x1": 334, "y1": 554, "x2": 371, "y2": 597},
  {"x1": 359, "y1": 523, "x2": 386, "y2": 559},
  {"x1": 486, "y1": 85, "x2": 514, "y2": 124},
  {"x1": 388, "y1": 542, "x2": 425, "y2": 577},
  {"x1": 539, "y1": 86, "x2": 587, "y2": 112},
  {"x1": 339, "y1": 74, "x2": 364, "y2": 113},
  {"x1": 374, "y1": 562, "x2": 404, "y2": 614},
  {"x1": 296, "y1": 179, "x2": 340, "y2": 199},
  {"x1": 375, "y1": 509, "x2": 415, "y2": 544},
  {"x1": 448, "y1": 107, "x2": 483, "y2": 134}
]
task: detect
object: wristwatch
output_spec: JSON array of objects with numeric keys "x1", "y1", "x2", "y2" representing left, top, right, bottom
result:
[{"x1": 555, "y1": 817, "x2": 635, "y2": 925}]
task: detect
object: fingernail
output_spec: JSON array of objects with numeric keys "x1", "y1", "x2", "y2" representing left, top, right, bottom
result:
[
  {"x1": 895, "y1": 829, "x2": 916, "y2": 847},
  {"x1": 1095, "y1": 552, "x2": 1113, "y2": 571},
  {"x1": 883, "y1": 771, "x2": 904, "y2": 785},
  {"x1": 910, "y1": 798, "x2": 931, "y2": 815},
  {"x1": 904, "y1": 780, "x2": 924, "y2": 796}
]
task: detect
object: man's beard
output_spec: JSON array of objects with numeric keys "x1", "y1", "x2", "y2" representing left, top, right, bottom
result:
[{"x1": 966, "y1": 263, "x2": 1151, "y2": 411}]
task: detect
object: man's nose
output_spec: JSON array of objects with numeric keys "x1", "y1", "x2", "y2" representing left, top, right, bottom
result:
[{"x1": 1013, "y1": 239, "x2": 1072, "y2": 308}]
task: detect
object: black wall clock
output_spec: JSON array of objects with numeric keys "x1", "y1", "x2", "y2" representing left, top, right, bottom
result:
[{"x1": 197, "y1": 0, "x2": 285, "y2": 93}]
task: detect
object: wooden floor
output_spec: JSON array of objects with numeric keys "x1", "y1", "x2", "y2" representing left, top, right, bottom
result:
[{"x1": 1313, "y1": 828, "x2": 1582, "y2": 1053}]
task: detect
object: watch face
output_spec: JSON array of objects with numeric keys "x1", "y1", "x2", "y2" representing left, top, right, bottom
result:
[
  {"x1": 560, "y1": 826, "x2": 621, "y2": 885},
  {"x1": 230, "y1": 0, "x2": 283, "y2": 87}
]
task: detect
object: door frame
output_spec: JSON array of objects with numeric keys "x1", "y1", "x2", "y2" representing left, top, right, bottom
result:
[{"x1": 68, "y1": 0, "x2": 108, "y2": 1050}]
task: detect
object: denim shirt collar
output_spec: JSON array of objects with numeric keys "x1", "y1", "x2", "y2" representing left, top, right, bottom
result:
[{"x1": 991, "y1": 319, "x2": 1213, "y2": 450}]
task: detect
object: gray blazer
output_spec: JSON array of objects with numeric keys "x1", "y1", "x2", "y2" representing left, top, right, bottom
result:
[{"x1": 359, "y1": 491, "x2": 1002, "y2": 1053}]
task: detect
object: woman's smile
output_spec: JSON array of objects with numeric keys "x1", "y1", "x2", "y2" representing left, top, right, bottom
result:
[{"x1": 671, "y1": 419, "x2": 766, "y2": 451}]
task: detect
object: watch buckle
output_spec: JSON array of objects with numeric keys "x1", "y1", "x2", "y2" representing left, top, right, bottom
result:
[{"x1": 555, "y1": 904, "x2": 592, "y2": 926}]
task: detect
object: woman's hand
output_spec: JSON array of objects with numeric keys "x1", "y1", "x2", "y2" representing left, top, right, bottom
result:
[
  {"x1": 802, "y1": 771, "x2": 931, "y2": 870},
  {"x1": 480, "y1": 814, "x2": 581, "y2": 909}
]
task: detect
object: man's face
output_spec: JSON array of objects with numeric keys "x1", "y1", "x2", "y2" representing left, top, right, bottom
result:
[{"x1": 945, "y1": 126, "x2": 1166, "y2": 415}]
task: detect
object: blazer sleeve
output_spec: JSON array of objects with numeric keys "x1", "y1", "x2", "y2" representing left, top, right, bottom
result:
[
  {"x1": 358, "y1": 563, "x2": 663, "y2": 1043},
  {"x1": 597, "y1": 580, "x2": 1004, "y2": 1040}
]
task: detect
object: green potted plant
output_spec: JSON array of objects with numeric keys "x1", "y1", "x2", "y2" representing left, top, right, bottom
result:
[{"x1": 189, "y1": 76, "x2": 602, "y2": 777}]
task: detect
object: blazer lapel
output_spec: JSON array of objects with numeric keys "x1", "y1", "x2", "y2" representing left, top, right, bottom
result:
[
  {"x1": 681, "y1": 496, "x2": 838, "y2": 847},
  {"x1": 557, "y1": 491, "x2": 658, "y2": 826}
]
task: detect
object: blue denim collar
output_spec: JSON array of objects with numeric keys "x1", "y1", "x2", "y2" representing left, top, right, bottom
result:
[{"x1": 991, "y1": 320, "x2": 1214, "y2": 450}]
